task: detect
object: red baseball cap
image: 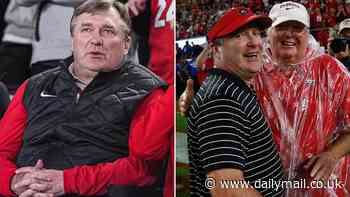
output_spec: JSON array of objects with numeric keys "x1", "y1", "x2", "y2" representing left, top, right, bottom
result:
[{"x1": 207, "y1": 8, "x2": 272, "y2": 42}]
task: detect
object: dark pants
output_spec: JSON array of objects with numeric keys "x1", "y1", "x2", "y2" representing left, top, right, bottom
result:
[{"x1": 0, "y1": 42, "x2": 32, "y2": 94}]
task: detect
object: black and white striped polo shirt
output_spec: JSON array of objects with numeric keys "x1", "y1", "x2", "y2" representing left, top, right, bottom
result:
[{"x1": 187, "y1": 69, "x2": 285, "y2": 197}]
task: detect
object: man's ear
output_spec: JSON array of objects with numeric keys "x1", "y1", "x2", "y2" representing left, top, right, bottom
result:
[
  {"x1": 266, "y1": 28, "x2": 273, "y2": 47},
  {"x1": 71, "y1": 39, "x2": 74, "y2": 52},
  {"x1": 212, "y1": 45, "x2": 222, "y2": 58},
  {"x1": 212, "y1": 45, "x2": 219, "y2": 53},
  {"x1": 345, "y1": 44, "x2": 350, "y2": 56},
  {"x1": 123, "y1": 36, "x2": 131, "y2": 55},
  {"x1": 212, "y1": 45, "x2": 224, "y2": 67}
]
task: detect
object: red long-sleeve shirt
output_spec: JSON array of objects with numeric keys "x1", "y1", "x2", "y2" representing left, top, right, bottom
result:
[
  {"x1": 129, "y1": 85, "x2": 174, "y2": 197},
  {"x1": 0, "y1": 81, "x2": 171, "y2": 196}
]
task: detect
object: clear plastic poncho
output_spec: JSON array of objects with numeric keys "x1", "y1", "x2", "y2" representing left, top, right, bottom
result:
[{"x1": 254, "y1": 35, "x2": 350, "y2": 197}]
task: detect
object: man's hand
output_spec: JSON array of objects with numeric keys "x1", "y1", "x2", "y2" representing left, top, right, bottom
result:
[
  {"x1": 127, "y1": 0, "x2": 147, "y2": 17},
  {"x1": 11, "y1": 160, "x2": 46, "y2": 195},
  {"x1": 28, "y1": 169, "x2": 64, "y2": 196},
  {"x1": 19, "y1": 189, "x2": 54, "y2": 197},
  {"x1": 195, "y1": 45, "x2": 212, "y2": 71},
  {"x1": 305, "y1": 152, "x2": 338, "y2": 181},
  {"x1": 208, "y1": 169, "x2": 263, "y2": 197},
  {"x1": 178, "y1": 79, "x2": 194, "y2": 116},
  {"x1": 12, "y1": 160, "x2": 59, "y2": 197},
  {"x1": 305, "y1": 130, "x2": 350, "y2": 181}
]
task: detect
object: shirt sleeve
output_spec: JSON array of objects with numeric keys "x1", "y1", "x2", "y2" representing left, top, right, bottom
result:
[
  {"x1": 197, "y1": 98, "x2": 249, "y2": 173},
  {"x1": 0, "y1": 81, "x2": 28, "y2": 196},
  {"x1": 63, "y1": 155, "x2": 161, "y2": 195},
  {"x1": 129, "y1": 85, "x2": 174, "y2": 160},
  {"x1": 64, "y1": 87, "x2": 173, "y2": 196}
]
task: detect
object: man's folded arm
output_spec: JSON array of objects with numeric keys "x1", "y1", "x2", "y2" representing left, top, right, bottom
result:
[
  {"x1": 64, "y1": 155, "x2": 162, "y2": 196},
  {"x1": 0, "y1": 85, "x2": 169, "y2": 196}
]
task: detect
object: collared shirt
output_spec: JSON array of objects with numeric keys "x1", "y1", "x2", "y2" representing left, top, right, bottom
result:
[
  {"x1": 188, "y1": 69, "x2": 285, "y2": 197},
  {"x1": 68, "y1": 64, "x2": 88, "y2": 90}
]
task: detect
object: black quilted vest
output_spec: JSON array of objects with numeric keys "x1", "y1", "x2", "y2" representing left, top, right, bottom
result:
[{"x1": 16, "y1": 60, "x2": 166, "y2": 196}]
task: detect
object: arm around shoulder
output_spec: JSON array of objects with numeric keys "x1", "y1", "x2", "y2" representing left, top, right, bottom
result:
[{"x1": 195, "y1": 45, "x2": 211, "y2": 71}]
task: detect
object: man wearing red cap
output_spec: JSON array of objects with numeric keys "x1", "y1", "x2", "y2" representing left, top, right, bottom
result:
[
  {"x1": 181, "y1": 1, "x2": 350, "y2": 196},
  {"x1": 186, "y1": 7, "x2": 284, "y2": 197}
]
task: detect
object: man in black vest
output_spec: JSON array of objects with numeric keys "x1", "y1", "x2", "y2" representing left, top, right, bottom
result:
[{"x1": 0, "y1": 0, "x2": 168, "y2": 196}]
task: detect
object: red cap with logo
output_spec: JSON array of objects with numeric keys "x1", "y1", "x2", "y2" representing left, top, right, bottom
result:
[{"x1": 207, "y1": 8, "x2": 272, "y2": 42}]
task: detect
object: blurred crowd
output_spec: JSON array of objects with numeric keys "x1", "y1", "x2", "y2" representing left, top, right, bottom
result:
[
  {"x1": 176, "y1": 0, "x2": 350, "y2": 96},
  {"x1": 176, "y1": 0, "x2": 350, "y2": 42}
]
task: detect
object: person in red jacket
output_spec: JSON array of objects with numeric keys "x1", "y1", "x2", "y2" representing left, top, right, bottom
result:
[
  {"x1": 0, "y1": 0, "x2": 172, "y2": 196},
  {"x1": 127, "y1": 0, "x2": 174, "y2": 196},
  {"x1": 128, "y1": 0, "x2": 174, "y2": 85},
  {"x1": 129, "y1": 85, "x2": 174, "y2": 197}
]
